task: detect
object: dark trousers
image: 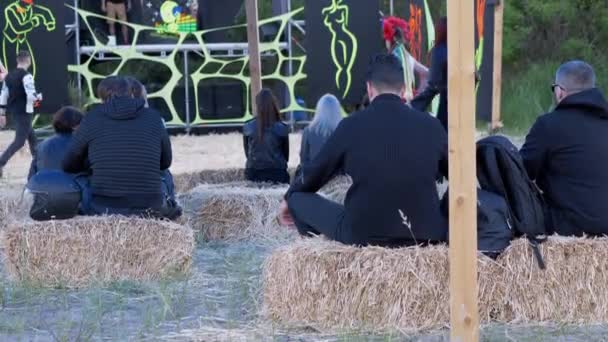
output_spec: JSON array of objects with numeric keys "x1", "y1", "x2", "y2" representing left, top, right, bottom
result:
[
  {"x1": 0, "y1": 113, "x2": 36, "y2": 170},
  {"x1": 288, "y1": 192, "x2": 419, "y2": 247},
  {"x1": 245, "y1": 168, "x2": 290, "y2": 184},
  {"x1": 287, "y1": 192, "x2": 353, "y2": 244}
]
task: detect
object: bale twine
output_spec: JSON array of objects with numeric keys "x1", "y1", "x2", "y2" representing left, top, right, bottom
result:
[
  {"x1": 263, "y1": 238, "x2": 503, "y2": 332},
  {"x1": 1, "y1": 216, "x2": 195, "y2": 288},
  {"x1": 180, "y1": 185, "x2": 295, "y2": 242},
  {"x1": 496, "y1": 237, "x2": 608, "y2": 324}
]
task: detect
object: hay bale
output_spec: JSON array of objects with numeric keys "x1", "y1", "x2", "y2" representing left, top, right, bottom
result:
[
  {"x1": 180, "y1": 185, "x2": 295, "y2": 242},
  {"x1": 1, "y1": 216, "x2": 195, "y2": 288},
  {"x1": 173, "y1": 168, "x2": 245, "y2": 193},
  {"x1": 496, "y1": 237, "x2": 608, "y2": 323},
  {"x1": 263, "y1": 238, "x2": 503, "y2": 332},
  {"x1": 173, "y1": 168, "x2": 300, "y2": 193}
]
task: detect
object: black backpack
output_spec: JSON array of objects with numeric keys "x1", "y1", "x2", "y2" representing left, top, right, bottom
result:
[
  {"x1": 477, "y1": 136, "x2": 547, "y2": 268},
  {"x1": 441, "y1": 189, "x2": 513, "y2": 258},
  {"x1": 26, "y1": 170, "x2": 81, "y2": 221}
]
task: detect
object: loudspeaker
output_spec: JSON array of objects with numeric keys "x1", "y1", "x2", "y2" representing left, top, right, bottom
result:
[{"x1": 197, "y1": 82, "x2": 245, "y2": 120}]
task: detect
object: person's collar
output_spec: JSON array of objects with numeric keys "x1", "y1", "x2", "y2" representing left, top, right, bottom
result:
[{"x1": 371, "y1": 93, "x2": 403, "y2": 104}]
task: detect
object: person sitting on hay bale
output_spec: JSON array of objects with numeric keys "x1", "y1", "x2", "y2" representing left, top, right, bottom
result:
[
  {"x1": 300, "y1": 94, "x2": 343, "y2": 171},
  {"x1": 521, "y1": 60, "x2": 608, "y2": 237},
  {"x1": 28, "y1": 107, "x2": 83, "y2": 179},
  {"x1": 126, "y1": 76, "x2": 180, "y2": 213},
  {"x1": 63, "y1": 76, "x2": 178, "y2": 219},
  {"x1": 243, "y1": 89, "x2": 290, "y2": 184},
  {"x1": 279, "y1": 54, "x2": 449, "y2": 247}
]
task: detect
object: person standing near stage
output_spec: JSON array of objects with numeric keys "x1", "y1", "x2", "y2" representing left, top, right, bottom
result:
[
  {"x1": 102, "y1": 0, "x2": 132, "y2": 44},
  {"x1": 0, "y1": 51, "x2": 41, "y2": 178},
  {"x1": 411, "y1": 17, "x2": 448, "y2": 130},
  {"x1": 383, "y1": 16, "x2": 428, "y2": 102}
]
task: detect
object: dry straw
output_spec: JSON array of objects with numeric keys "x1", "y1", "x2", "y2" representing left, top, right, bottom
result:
[
  {"x1": 496, "y1": 237, "x2": 608, "y2": 324},
  {"x1": 263, "y1": 237, "x2": 502, "y2": 332},
  {"x1": 180, "y1": 184, "x2": 294, "y2": 242},
  {"x1": 179, "y1": 176, "x2": 352, "y2": 242},
  {"x1": 174, "y1": 168, "x2": 246, "y2": 193},
  {"x1": 1, "y1": 216, "x2": 195, "y2": 288},
  {"x1": 263, "y1": 236, "x2": 608, "y2": 332}
]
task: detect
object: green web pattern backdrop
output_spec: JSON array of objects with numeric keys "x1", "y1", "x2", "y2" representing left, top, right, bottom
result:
[{"x1": 68, "y1": 6, "x2": 308, "y2": 127}]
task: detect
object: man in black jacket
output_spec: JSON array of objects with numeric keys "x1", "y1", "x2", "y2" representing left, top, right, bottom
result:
[
  {"x1": 63, "y1": 76, "x2": 172, "y2": 216},
  {"x1": 279, "y1": 54, "x2": 449, "y2": 247},
  {"x1": 521, "y1": 61, "x2": 608, "y2": 237}
]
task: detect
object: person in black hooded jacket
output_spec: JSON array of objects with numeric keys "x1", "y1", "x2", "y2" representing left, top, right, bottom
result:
[
  {"x1": 521, "y1": 61, "x2": 608, "y2": 237},
  {"x1": 63, "y1": 76, "x2": 172, "y2": 216},
  {"x1": 242, "y1": 88, "x2": 290, "y2": 184}
]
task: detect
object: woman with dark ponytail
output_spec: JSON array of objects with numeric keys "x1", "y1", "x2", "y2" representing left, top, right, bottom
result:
[
  {"x1": 242, "y1": 89, "x2": 290, "y2": 184},
  {"x1": 411, "y1": 17, "x2": 448, "y2": 131}
]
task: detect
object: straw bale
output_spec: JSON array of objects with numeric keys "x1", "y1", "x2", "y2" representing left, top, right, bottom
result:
[
  {"x1": 173, "y1": 168, "x2": 246, "y2": 193},
  {"x1": 180, "y1": 185, "x2": 295, "y2": 242},
  {"x1": 495, "y1": 237, "x2": 608, "y2": 323},
  {"x1": 263, "y1": 238, "x2": 503, "y2": 332},
  {"x1": 1, "y1": 216, "x2": 195, "y2": 288}
]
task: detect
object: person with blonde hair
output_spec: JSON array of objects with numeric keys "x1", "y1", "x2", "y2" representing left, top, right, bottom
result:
[{"x1": 300, "y1": 94, "x2": 343, "y2": 167}]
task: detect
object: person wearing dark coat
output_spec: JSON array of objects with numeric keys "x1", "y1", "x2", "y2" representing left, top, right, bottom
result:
[
  {"x1": 243, "y1": 88, "x2": 290, "y2": 184},
  {"x1": 300, "y1": 94, "x2": 343, "y2": 167},
  {"x1": 521, "y1": 60, "x2": 608, "y2": 237},
  {"x1": 278, "y1": 54, "x2": 449, "y2": 247},
  {"x1": 29, "y1": 107, "x2": 83, "y2": 179},
  {"x1": 411, "y1": 17, "x2": 448, "y2": 130},
  {"x1": 63, "y1": 76, "x2": 172, "y2": 217}
]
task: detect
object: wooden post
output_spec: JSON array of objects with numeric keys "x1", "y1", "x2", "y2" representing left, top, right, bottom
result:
[
  {"x1": 246, "y1": 0, "x2": 263, "y2": 115},
  {"x1": 448, "y1": 0, "x2": 479, "y2": 341},
  {"x1": 491, "y1": 0, "x2": 505, "y2": 130}
]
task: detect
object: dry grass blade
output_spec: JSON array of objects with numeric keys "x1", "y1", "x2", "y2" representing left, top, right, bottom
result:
[{"x1": 1, "y1": 216, "x2": 195, "y2": 288}]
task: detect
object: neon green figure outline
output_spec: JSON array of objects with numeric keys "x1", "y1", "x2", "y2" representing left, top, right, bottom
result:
[
  {"x1": 322, "y1": 0, "x2": 358, "y2": 99},
  {"x1": 2, "y1": 0, "x2": 56, "y2": 78}
]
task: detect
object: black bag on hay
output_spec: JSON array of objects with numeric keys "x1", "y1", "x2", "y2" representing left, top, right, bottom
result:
[
  {"x1": 441, "y1": 189, "x2": 513, "y2": 258},
  {"x1": 476, "y1": 135, "x2": 547, "y2": 269},
  {"x1": 26, "y1": 170, "x2": 81, "y2": 221}
]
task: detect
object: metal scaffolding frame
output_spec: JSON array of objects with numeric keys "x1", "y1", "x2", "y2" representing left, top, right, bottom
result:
[{"x1": 69, "y1": 0, "x2": 298, "y2": 131}]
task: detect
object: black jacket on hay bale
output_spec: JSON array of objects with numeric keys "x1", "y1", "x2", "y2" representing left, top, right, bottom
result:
[
  {"x1": 63, "y1": 97, "x2": 172, "y2": 212},
  {"x1": 521, "y1": 88, "x2": 608, "y2": 237},
  {"x1": 26, "y1": 170, "x2": 81, "y2": 221}
]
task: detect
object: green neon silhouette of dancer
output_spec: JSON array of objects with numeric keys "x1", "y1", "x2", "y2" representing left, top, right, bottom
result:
[
  {"x1": 322, "y1": 0, "x2": 358, "y2": 98},
  {"x1": 2, "y1": 0, "x2": 56, "y2": 78}
]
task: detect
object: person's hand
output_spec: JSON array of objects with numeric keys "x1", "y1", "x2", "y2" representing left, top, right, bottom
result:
[
  {"x1": 278, "y1": 200, "x2": 295, "y2": 227},
  {"x1": 0, "y1": 115, "x2": 6, "y2": 129},
  {"x1": 101, "y1": 3, "x2": 107, "y2": 13}
]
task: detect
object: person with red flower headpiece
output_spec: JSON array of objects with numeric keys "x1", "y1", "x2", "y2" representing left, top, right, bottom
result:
[{"x1": 383, "y1": 16, "x2": 428, "y2": 102}]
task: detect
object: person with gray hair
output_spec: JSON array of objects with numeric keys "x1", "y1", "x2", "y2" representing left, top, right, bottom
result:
[
  {"x1": 299, "y1": 94, "x2": 343, "y2": 167},
  {"x1": 521, "y1": 60, "x2": 608, "y2": 237}
]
